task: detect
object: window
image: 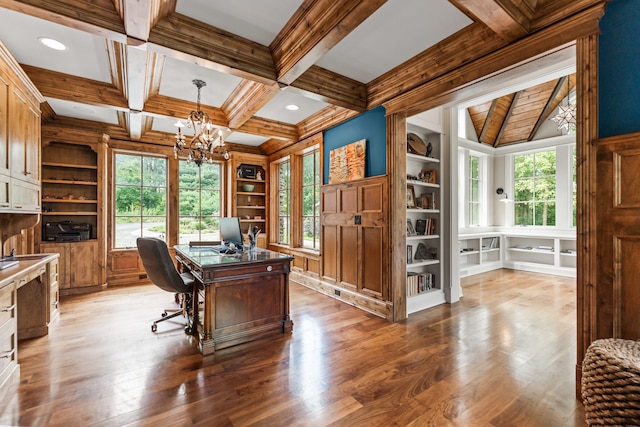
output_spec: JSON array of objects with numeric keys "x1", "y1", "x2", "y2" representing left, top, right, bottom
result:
[
  {"x1": 572, "y1": 145, "x2": 577, "y2": 227},
  {"x1": 302, "y1": 149, "x2": 320, "y2": 250},
  {"x1": 468, "y1": 155, "x2": 480, "y2": 226},
  {"x1": 278, "y1": 160, "x2": 290, "y2": 244},
  {"x1": 114, "y1": 153, "x2": 167, "y2": 248},
  {"x1": 514, "y1": 150, "x2": 556, "y2": 226},
  {"x1": 178, "y1": 161, "x2": 222, "y2": 244}
]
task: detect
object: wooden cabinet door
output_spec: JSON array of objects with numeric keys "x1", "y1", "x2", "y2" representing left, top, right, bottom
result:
[
  {"x1": 0, "y1": 70, "x2": 8, "y2": 176},
  {"x1": 8, "y1": 87, "x2": 27, "y2": 180},
  {"x1": 70, "y1": 242, "x2": 98, "y2": 288},
  {"x1": 596, "y1": 134, "x2": 640, "y2": 339},
  {"x1": 24, "y1": 104, "x2": 40, "y2": 183}
]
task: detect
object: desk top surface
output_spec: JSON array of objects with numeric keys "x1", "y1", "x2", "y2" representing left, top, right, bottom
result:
[{"x1": 174, "y1": 245, "x2": 293, "y2": 268}]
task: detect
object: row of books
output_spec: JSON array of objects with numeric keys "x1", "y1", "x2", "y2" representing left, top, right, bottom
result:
[
  {"x1": 415, "y1": 218, "x2": 436, "y2": 236},
  {"x1": 407, "y1": 272, "x2": 435, "y2": 296}
]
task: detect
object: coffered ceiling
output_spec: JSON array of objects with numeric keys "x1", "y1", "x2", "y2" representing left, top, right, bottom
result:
[{"x1": 0, "y1": 0, "x2": 599, "y2": 154}]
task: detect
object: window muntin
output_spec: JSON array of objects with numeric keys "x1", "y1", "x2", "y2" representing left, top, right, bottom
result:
[
  {"x1": 178, "y1": 161, "x2": 222, "y2": 244},
  {"x1": 114, "y1": 154, "x2": 167, "y2": 248},
  {"x1": 302, "y1": 150, "x2": 320, "y2": 250},
  {"x1": 514, "y1": 150, "x2": 557, "y2": 226},
  {"x1": 278, "y1": 160, "x2": 290, "y2": 245},
  {"x1": 468, "y1": 155, "x2": 480, "y2": 226}
]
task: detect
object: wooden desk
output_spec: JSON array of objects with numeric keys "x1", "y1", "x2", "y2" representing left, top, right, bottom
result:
[
  {"x1": 0, "y1": 253, "x2": 59, "y2": 397},
  {"x1": 174, "y1": 246, "x2": 293, "y2": 355}
]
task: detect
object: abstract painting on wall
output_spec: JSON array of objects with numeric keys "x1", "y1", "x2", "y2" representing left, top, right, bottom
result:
[{"x1": 328, "y1": 139, "x2": 366, "y2": 184}]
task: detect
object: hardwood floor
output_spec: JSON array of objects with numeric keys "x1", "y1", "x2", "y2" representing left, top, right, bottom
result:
[{"x1": 0, "y1": 269, "x2": 585, "y2": 426}]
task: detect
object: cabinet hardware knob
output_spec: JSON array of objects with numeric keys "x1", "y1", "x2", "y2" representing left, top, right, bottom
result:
[
  {"x1": 267, "y1": 265, "x2": 273, "y2": 272},
  {"x1": 1, "y1": 303, "x2": 16, "y2": 312},
  {"x1": 14, "y1": 205, "x2": 22, "y2": 209}
]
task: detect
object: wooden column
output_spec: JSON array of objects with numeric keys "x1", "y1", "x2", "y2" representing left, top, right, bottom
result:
[
  {"x1": 576, "y1": 34, "x2": 599, "y2": 393},
  {"x1": 388, "y1": 112, "x2": 407, "y2": 321}
]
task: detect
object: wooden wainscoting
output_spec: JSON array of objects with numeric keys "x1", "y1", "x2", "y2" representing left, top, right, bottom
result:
[
  {"x1": 107, "y1": 249, "x2": 149, "y2": 286},
  {"x1": 300, "y1": 175, "x2": 391, "y2": 319}
]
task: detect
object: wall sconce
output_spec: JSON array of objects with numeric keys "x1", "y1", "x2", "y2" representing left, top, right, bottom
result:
[{"x1": 496, "y1": 187, "x2": 512, "y2": 203}]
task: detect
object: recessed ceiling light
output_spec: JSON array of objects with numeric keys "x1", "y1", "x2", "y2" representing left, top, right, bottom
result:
[
  {"x1": 285, "y1": 104, "x2": 299, "y2": 111},
  {"x1": 38, "y1": 37, "x2": 66, "y2": 51}
]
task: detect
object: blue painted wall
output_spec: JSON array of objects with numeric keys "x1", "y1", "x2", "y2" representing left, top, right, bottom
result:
[
  {"x1": 323, "y1": 105, "x2": 386, "y2": 184},
  {"x1": 599, "y1": 0, "x2": 640, "y2": 138}
]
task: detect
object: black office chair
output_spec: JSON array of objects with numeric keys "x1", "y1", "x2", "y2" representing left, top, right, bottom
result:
[{"x1": 136, "y1": 237, "x2": 195, "y2": 333}]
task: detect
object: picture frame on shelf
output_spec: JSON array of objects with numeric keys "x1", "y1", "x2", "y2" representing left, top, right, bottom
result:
[
  {"x1": 419, "y1": 169, "x2": 437, "y2": 184},
  {"x1": 415, "y1": 219, "x2": 427, "y2": 235},
  {"x1": 407, "y1": 219, "x2": 416, "y2": 236},
  {"x1": 406, "y1": 185, "x2": 416, "y2": 208}
]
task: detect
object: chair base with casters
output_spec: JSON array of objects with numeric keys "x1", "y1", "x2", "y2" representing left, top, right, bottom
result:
[
  {"x1": 151, "y1": 288, "x2": 193, "y2": 333},
  {"x1": 136, "y1": 237, "x2": 196, "y2": 335}
]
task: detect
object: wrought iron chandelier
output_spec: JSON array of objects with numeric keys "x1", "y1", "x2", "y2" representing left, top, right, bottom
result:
[
  {"x1": 174, "y1": 79, "x2": 229, "y2": 166},
  {"x1": 551, "y1": 78, "x2": 577, "y2": 132}
]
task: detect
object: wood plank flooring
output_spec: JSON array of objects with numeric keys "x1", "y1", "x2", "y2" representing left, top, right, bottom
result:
[{"x1": 0, "y1": 269, "x2": 585, "y2": 426}]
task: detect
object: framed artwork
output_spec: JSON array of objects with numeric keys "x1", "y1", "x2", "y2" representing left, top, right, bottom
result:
[
  {"x1": 328, "y1": 139, "x2": 366, "y2": 184},
  {"x1": 406, "y1": 185, "x2": 416, "y2": 208},
  {"x1": 420, "y1": 168, "x2": 437, "y2": 184}
]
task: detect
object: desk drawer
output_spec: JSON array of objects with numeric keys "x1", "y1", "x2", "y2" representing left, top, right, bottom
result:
[
  {"x1": 0, "y1": 281, "x2": 17, "y2": 329},
  {"x1": 0, "y1": 316, "x2": 18, "y2": 389},
  {"x1": 202, "y1": 261, "x2": 288, "y2": 281}
]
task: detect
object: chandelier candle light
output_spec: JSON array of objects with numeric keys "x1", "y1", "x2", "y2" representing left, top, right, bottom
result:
[{"x1": 174, "y1": 79, "x2": 229, "y2": 166}]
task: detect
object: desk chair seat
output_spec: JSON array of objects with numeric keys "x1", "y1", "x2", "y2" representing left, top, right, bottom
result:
[{"x1": 136, "y1": 237, "x2": 195, "y2": 333}]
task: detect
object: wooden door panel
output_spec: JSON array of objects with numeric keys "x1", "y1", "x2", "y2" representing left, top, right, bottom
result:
[
  {"x1": 360, "y1": 182, "x2": 384, "y2": 213},
  {"x1": 322, "y1": 224, "x2": 337, "y2": 282},
  {"x1": 71, "y1": 243, "x2": 98, "y2": 288},
  {"x1": 596, "y1": 136, "x2": 640, "y2": 340},
  {"x1": 339, "y1": 226, "x2": 358, "y2": 289},
  {"x1": 322, "y1": 188, "x2": 337, "y2": 214},
  {"x1": 615, "y1": 237, "x2": 640, "y2": 338},
  {"x1": 361, "y1": 226, "x2": 384, "y2": 296},
  {"x1": 339, "y1": 187, "x2": 358, "y2": 213}
]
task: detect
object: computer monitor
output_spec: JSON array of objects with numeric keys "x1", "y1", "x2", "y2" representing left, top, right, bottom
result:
[{"x1": 219, "y1": 217, "x2": 244, "y2": 248}]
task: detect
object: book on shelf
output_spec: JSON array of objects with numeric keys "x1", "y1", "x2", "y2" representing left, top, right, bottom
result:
[
  {"x1": 414, "y1": 218, "x2": 436, "y2": 236},
  {"x1": 407, "y1": 272, "x2": 435, "y2": 296},
  {"x1": 407, "y1": 245, "x2": 413, "y2": 264},
  {"x1": 417, "y1": 192, "x2": 436, "y2": 210}
]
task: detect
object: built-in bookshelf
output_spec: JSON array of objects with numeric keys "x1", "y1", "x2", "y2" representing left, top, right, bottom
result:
[
  {"x1": 503, "y1": 234, "x2": 576, "y2": 277},
  {"x1": 459, "y1": 233, "x2": 502, "y2": 277},
  {"x1": 406, "y1": 121, "x2": 446, "y2": 314}
]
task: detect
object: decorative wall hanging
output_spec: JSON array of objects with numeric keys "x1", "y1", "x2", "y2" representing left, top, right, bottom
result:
[{"x1": 328, "y1": 139, "x2": 366, "y2": 184}]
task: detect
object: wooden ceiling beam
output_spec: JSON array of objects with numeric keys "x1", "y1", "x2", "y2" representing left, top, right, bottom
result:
[
  {"x1": 271, "y1": 0, "x2": 387, "y2": 85},
  {"x1": 0, "y1": 0, "x2": 127, "y2": 42},
  {"x1": 148, "y1": 13, "x2": 277, "y2": 84},
  {"x1": 383, "y1": 4, "x2": 604, "y2": 117},
  {"x1": 368, "y1": 22, "x2": 506, "y2": 108},
  {"x1": 494, "y1": 92, "x2": 520, "y2": 147},
  {"x1": 22, "y1": 64, "x2": 129, "y2": 110},
  {"x1": 121, "y1": 0, "x2": 176, "y2": 42},
  {"x1": 143, "y1": 94, "x2": 228, "y2": 125},
  {"x1": 297, "y1": 105, "x2": 358, "y2": 141},
  {"x1": 449, "y1": 0, "x2": 533, "y2": 41},
  {"x1": 289, "y1": 65, "x2": 367, "y2": 112},
  {"x1": 237, "y1": 117, "x2": 299, "y2": 142},
  {"x1": 527, "y1": 76, "x2": 566, "y2": 140},
  {"x1": 222, "y1": 80, "x2": 281, "y2": 131},
  {"x1": 478, "y1": 99, "x2": 499, "y2": 144}
]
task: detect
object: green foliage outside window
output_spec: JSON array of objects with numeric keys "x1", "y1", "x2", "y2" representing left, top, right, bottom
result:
[
  {"x1": 278, "y1": 161, "x2": 290, "y2": 244},
  {"x1": 178, "y1": 161, "x2": 221, "y2": 243},
  {"x1": 468, "y1": 155, "x2": 480, "y2": 226},
  {"x1": 302, "y1": 150, "x2": 320, "y2": 249},
  {"x1": 514, "y1": 150, "x2": 556, "y2": 226},
  {"x1": 114, "y1": 154, "x2": 167, "y2": 248}
]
